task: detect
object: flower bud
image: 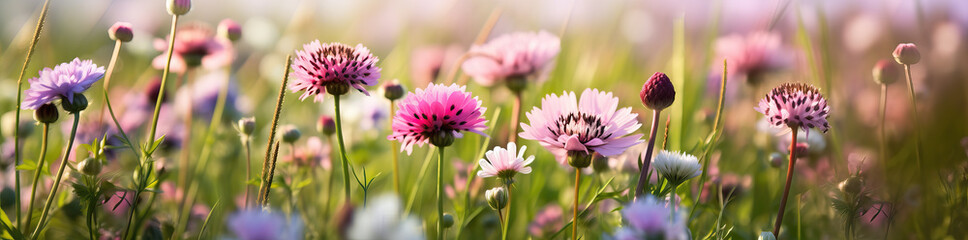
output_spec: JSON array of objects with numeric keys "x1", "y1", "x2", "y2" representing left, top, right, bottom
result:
[
  {"x1": 0, "y1": 187, "x2": 14, "y2": 209},
  {"x1": 78, "y1": 157, "x2": 103, "y2": 176},
  {"x1": 592, "y1": 154, "x2": 609, "y2": 173},
  {"x1": 758, "y1": 232, "x2": 776, "y2": 240},
  {"x1": 567, "y1": 151, "x2": 592, "y2": 169},
  {"x1": 838, "y1": 175, "x2": 864, "y2": 195},
  {"x1": 893, "y1": 43, "x2": 920, "y2": 65},
  {"x1": 62, "y1": 94, "x2": 89, "y2": 113},
  {"x1": 441, "y1": 213, "x2": 455, "y2": 228},
  {"x1": 381, "y1": 79, "x2": 406, "y2": 101},
  {"x1": 769, "y1": 152, "x2": 784, "y2": 168},
  {"x1": 640, "y1": 72, "x2": 676, "y2": 110},
  {"x1": 33, "y1": 103, "x2": 59, "y2": 124},
  {"x1": 167, "y1": 0, "x2": 191, "y2": 16},
  {"x1": 792, "y1": 142, "x2": 809, "y2": 157},
  {"x1": 317, "y1": 116, "x2": 336, "y2": 136},
  {"x1": 238, "y1": 117, "x2": 256, "y2": 135},
  {"x1": 218, "y1": 19, "x2": 242, "y2": 42},
  {"x1": 279, "y1": 125, "x2": 301, "y2": 143},
  {"x1": 108, "y1": 22, "x2": 134, "y2": 42},
  {"x1": 485, "y1": 187, "x2": 508, "y2": 210},
  {"x1": 871, "y1": 59, "x2": 900, "y2": 85},
  {"x1": 429, "y1": 131, "x2": 455, "y2": 147},
  {"x1": 505, "y1": 75, "x2": 528, "y2": 93}
]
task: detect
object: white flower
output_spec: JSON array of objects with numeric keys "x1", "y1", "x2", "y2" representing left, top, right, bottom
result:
[
  {"x1": 651, "y1": 150, "x2": 701, "y2": 185},
  {"x1": 477, "y1": 142, "x2": 534, "y2": 182},
  {"x1": 348, "y1": 195, "x2": 425, "y2": 240}
]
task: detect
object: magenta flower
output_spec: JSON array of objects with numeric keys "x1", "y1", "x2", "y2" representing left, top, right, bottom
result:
[
  {"x1": 477, "y1": 142, "x2": 534, "y2": 183},
  {"x1": 283, "y1": 136, "x2": 332, "y2": 169},
  {"x1": 152, "y1": 24, "x2": 233, "y2": 74},
  {"x1": 519, "y1": 89, "x2": 643, "y2": 165},
  {"x1": 461, "y1": 31, "x2": 560, "y2": 86},
  {"x1": 21, "y1": 58, "x2": 105, "y2": 110},
  {"x1": 713, "y1": 31, "x2": 792, "y2": 84},
  {"x1": 387, "y1": 83, "x2": 487, "y2": 154},
  {"x1": 755, "y1": 83, "x2": 830, "y2": 133},
  {"x1": 289, "y1": 40, "x2": 381, "y2": 102}
]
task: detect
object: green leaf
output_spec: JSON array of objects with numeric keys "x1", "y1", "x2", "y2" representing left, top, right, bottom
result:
[
  {"x1": 247, "y1": 178, "x2": 262, "y2": 186},
  {"x1": 0, "y1": 206, "x2": 24, "y2": 240},
  {"x1": 144, "y1": 135, "x2": 167, "y2": 156},
  {"x1": 15, "y1": 160, "x2": 37, "y2": 171},
  {"x1": 293, "y1": 178, "x2": 312, "y2": 190}
]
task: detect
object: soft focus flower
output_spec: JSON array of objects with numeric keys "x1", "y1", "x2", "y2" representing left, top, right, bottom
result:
[
  {"x1": 712, "y1": 31, "x2": 793, "y2": 85},
  {"x1": 286, "y1": 136, "x2": 332, "y2": 169},
  {"x1": 218, "y1": 19, "x2": 242, "y2": 42},
  {"x1": 652, "y1": 150, "x2": 701, "y2": 186},
  {"x1": 387, "y1": 83, "x2": 487, "y2": 153},
  {"x1": 289, "y1": 40, "x2": 381, "y2": 101},
  {"x1": 611, "y1": 196, "x2": 688, "y2": 240},
  {"x1": 317, "y1": 115, "x2": 336, "y2": 136},
  {"x1": 381, "y1": 79, "x2": 406, "y2": 101},
  {"x1": 227, "y1": 209, "x2": 304, "y2": 240},
  {"x1": 152, "y1": 24, "x2": 233, "y2": 73},
  {"x1": 872, "y1": 59, "x2": 901, "y2": 85},
  {"x1": 174, "y1": 71, "x2": 240, "y2": 120},
  {"x1": 347, "y1": 195, "x2": 425, "y2": 240},
  {"x1": 893, "y1": 43, "x2": 920, "y2": 65},
  {"x1": 755, "y1": 83, "x2": 830, "y2": 133},
  {"x1": 461, "y1": 31, "x2": 561, "y2": 87},
  {"x1": 528, "y1": 205, "x2": 563, "y2": 238},
  {"x1": 519, "y1": 89, "x2": 643, "y2": 166},
  {"x1": 446, "y1": 160, "x2": 483, "y2": 199},
  {"x1": 279, "y1": 124, "x2": 301, "y2": 143},
  {"x1": 410, "y1": 45, "x2": 461, "y2": 87},
  {"x1": 22, "y1": 58, "x2": 105, "y2": 110},
  {"x1": 108, "y1": 22, "x2": 133, "y2": 42},
  {"x1": 477, "y1": 142, "x2": 534, "y2": 183}
]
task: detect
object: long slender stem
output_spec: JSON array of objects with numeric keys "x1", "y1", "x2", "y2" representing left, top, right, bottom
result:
[
  {"x1": 772, "y1": 128, "x2": 799, "y2": 237},
  {"x1": 243, "y1": 138, "x2": 252, "y2": 208},
  {"x1": 436, "y1": 146, "x2": 445, "y2": 240},
  {"x1": 508, "y1": 92, "x2": 522, "y2": 143},
  {"x1": 902, "y1": 64, "x2": 923, "y2": 174},
  {"x1": 13, "y1": 0, "x2": 50, "y2": 228},
  {"x1": 23, "y1": 123, "x2": 50, "y2": 231},
  {"x1": 390, "y1": 101, "x2": 401, "y2": 197},
  {"x1": 572, "y1": 169, "x2": 580, "y2": 240},
  {"x1": 878, "y1": 84, "x2": 888, "y2": 168},
  {"x1": 31, "y1": 113, "x2": 80, "y2": 238},
  {"x1": 502, "y1": 183, "x2": 511, "y2": 240},
  {"x1": 147, "y1": 15, "x2": 180, "y2": 144},
  {"x1": 334, "y1": 95, "x2": 352, "y2": 202},
  {"x1": 635, "y1": 109, "x2": 662, "y2": 197},
  {"x1": 323, "y1": 135, "x2": 335, "y2": 217},
  {"x1": 97, "y1": 40, "x2": 123, "y2": 127}
]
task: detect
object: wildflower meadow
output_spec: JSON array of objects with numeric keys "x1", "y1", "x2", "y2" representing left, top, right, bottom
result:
[{"x1": 1, "y1": 0, "x2": 967, "y2": 239}]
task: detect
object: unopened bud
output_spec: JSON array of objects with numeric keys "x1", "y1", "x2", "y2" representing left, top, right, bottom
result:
[
  {"x1": 238, "y1": 117, "x2": 256, "y2": 135},
  {"x1": 381, "y1": 79, "x2": 406, "y2": 101},
  {"x1": 769, "y1": 152, "x2": 784, "y2": 168},
  {"x1": 33, "y1": 103, "x2": 59, "y2": 124},
  {"x1": 61, "y1": 94, "x2": 89, "y2": 113},
  {"x1": 280, "y1": 125, "x2": 301, "y2": 143},
  {"x1": 317, "y1": 116, "x2": 336, "y2": 136},
  {"x1": 167, "y1": 0, "x2": 191, "y2": 16},
  {"x1": 485, "y1": 187, "x2": 508, "y2": 210},
  {"x1": 838, "y1": 175, "x2": 864, "y2": 195},
  {"x1": 441, "y1": 213, "x2": 455, "y2": 228},
  {"x1": 640, "y1": 72, "x2": 676, "y2": 111},
  {"x1": 872, "y1": 59, "x2": 900, "y2": 85},
  {"x1": 108, "y1": 22, "x2": 134, "y2": 42},
  {"x1": 78, "y1": 157, "x2": 103, "y2": 176},
  {"x1": 893, "y1": 43, "x2": 920, "y2": 65},
  {"x1": 217, "y1": 19, "x2": 242, "y2": 42}
]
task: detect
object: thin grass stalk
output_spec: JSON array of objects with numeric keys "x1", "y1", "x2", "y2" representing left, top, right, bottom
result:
[
  {"x1": 688, "y1": 60, "x2": 728, "y2": 221},
  {"x1": 23, "y1": 123, "x2": 49, "y2": 231},
  {"x1": 261, "y1": 142, "x2": 282, "y2": 206},
  {"x1": 13, "y1": 0, "x2": 50, "y2": 228},
  {"x1": 30, "y1": 113, "x2": 80, "y2": 238},
  {"x1": 634, "y1": 109, "x2": 662, "y2": 197},
  {"x1": 772, "y1": 128, "x2": 799, "y2": 237},
  {"x1": 256, "y1": 56, "x2": 292, "y2": 205},
  {"x1": 508, "y1": 92, "x2": 521, "y2": 143}
]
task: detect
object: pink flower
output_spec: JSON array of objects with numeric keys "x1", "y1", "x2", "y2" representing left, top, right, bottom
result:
[
  {"x1": 152, "y1": 24, "x2": 233, "y2": 74},
  {"x1": 519, "y1": 89, "x2": 643, "y2": 165},
  {"x1": 284, "y1": 136, "x2": 332, "y2": 169},
  {"x1": 477, "y1": 142, "x2": 534, "y2": 183},
  {"x1": 289, "y1": 40, "x2": 381, "y2": 102},
  {"x1": 712, "y1": 31, "x2": 792, "y2": 85},
  {"x1": 755, "y1": 83, "x2": 830, "y2": 133},
  {"x1": 387, "y1": 83, "x2": 488, "y2": 154},
  {"x1": 528, "y1": 205, "x2": 563, "y2": 238},
  {"x1": 461, "y1": 31, "x2": 560, "y2": 86},
  {"x1": 410, "y1": 45, "x2": 462, "y2": 88}
]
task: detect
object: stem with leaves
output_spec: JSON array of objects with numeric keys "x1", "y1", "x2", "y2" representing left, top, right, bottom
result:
[{"x1": 30, "y1": 113, "x2": 80, "y2": 238}]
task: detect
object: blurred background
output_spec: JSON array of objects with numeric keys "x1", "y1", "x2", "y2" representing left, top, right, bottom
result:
[{"x1": 1, "y1": 0, "x2": 967, "y2": 239}]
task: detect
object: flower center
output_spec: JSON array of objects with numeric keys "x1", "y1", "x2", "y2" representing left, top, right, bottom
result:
[{"x1": 551, "y1": 112, "x2": 610, "y2": 143}]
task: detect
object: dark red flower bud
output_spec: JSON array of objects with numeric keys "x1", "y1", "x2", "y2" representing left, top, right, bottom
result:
[{"x1": 640, "y1": 72, "x2": 676, "y2": 110}]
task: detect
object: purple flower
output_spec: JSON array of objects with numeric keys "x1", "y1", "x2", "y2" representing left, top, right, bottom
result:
[
  {"x1": 461, "y1": 31, "x2": 561, "y2": 86},
  {"x1": 519, "y1": 89, "x2": 643, "y2": 165},
  {"x1": 22, "y1": 58, "x2": 105, "y2": 110},
  {"x1": 227, "y1": 209, "x2": 304, "y2": 240},
  {"x1": 152, "y1": 24, "x2": 234, "y2": 74},
  {"x1": 755, "y1": 83, "x2": 830, "y2": 133},
  {"x1": 289, "y1": 40, "x2": 381, "y2": 102},
  {"x1": 611, "y1": 196, "x2": 688, "y2": 240}
]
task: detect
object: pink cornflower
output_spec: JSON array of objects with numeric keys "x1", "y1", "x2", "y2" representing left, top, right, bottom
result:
[
  {"x1": 519, "y1": 89, "x2": 643, "y2": 165},
  {"x1": 477, "y1": 142, "x2": 534, "y2": 184},
  {"x1": 21, "y1": 58, "x2": 105, "y2": 110},
  {"x1": 713, "y1": 31, "x2": 792, "y2": 85},
  {"x1": 461, "y1": 31, "x2": 561, "y2": 86},
  {"x1": 152, "y1": 23, "x2": 233, "y2": 74},
  {"x1": 289, "y1": 40, "x2": 381, "y2": 102},
  {"x1": 755, "y1": 83, "x2": 830, "y2": 133},
  {"x1": 387, "y1": 83, "x2": 487, "y2": 154}
]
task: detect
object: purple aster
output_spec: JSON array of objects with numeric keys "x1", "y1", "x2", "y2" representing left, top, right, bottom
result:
[
  {"x1": 227, "y1": 209, "x2": 304, "y2": 240},
  {"x1": 289, "y1": 40, "x2": 382, "y2": 102},
  {"x1": 461, "y1": 31, "x2": 561, "y2": 86},
  {"x1": 610, "y1": 196, "x2": 688, "y2": 240},
  {"x1": 755, "y1": 83, "x2": 830, "y2": 133},
  {"x1": 21, "y1": 58, "x2": 105, "y2": 110}
]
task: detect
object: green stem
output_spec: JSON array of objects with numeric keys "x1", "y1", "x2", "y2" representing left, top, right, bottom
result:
[
  {"x1": 502, "y1": 182, "x2": 511, "y2": 240},
  {"x1": 334, "y1": 95, "x2": 352, "y2": 202},
  {"x1": 147, "y1": 14, "x2": 179, "y2": 145},
  {"x1": 97, "y1": 40, "x2": 123, "y2": 127},
  {"x1": 573, "y1": 168, "x2": 580, "y2": 240},
  {"x1": 902, "y1": 64, "x2": 923, "y2": 175},
  {"x1": 437, "y1": 146, "x2": 445, "y2": 240},
  {"x1": 879, "y1": 84, "x2": 888, "y2": 165},
  {"x1": 13, "y1": 0, "x2": 50, "y2": 228},
  {"x1": 243, "y1": 138, "x2": 252, "y2": 208},
  {"x1": 24, "y1": 123, "x2": 50, "y2": 231},
  {"x1": 772, "y1": 128, "x2": 799, "y2": 237},
  {"x1": 390, "y1": 101, "x2": 401, "y2": 197},
  {"x1": 30, "y1": 113, "x2": 80, "y2": 238}
]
